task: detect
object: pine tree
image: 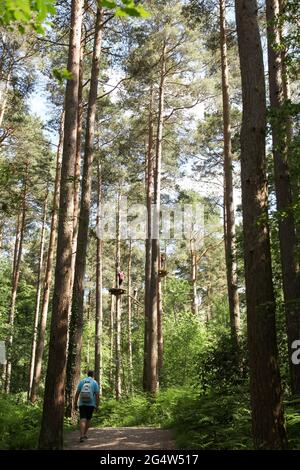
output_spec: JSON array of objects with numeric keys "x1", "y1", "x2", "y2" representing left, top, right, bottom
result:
[
  {"x1": 235, "y1": 0, "x2": 287, "y2": 449},
  {"x1": 39, "y1": 0, "x2": 84, "y2": 450}
]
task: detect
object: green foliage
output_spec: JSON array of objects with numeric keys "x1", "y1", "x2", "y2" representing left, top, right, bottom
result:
[
  {"x1": 0, "y1": 393, "x2": 42, "y2": 449},
  {"x1": 172, "y1": 388, "x2": 252, "y2": 449},
  {"x1": 161, "y1": 309, "x2": 206, "y2": 388},
  {"x1": 94, "y1": 388, "x2": 192, "y2": 428},
  {"x1": 0, "y1": 0, "x2": 149, "y2": 36},
  {"x1": 0, "y1": 0, "x2": 56, "y2": 33},
  {"x1": 197, "y1": 326, "x2": 248, "y2": 394},
  {"x1": 285, "y1": 398, "x2": 300, "y2": 449},
  {"x1": 52, "y1": 67, "x2": 73, "y2": 83},
  {"x1": 99, "y1": 0, "x2": 149, "y2": 18}
]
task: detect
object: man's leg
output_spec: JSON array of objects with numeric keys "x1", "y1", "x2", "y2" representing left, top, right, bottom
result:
[
  {"x1": 80, "y1": 419, "x2": 87, "y2": 438},
  {"x1": 84, "y1": 420, "x2": 91, "y2": 437},
  {"x1": 84, "y1": 407, "x2": 94, "y2": 437}
]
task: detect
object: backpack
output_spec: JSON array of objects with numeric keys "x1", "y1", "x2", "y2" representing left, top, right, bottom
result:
[{"x1": 80, "y1": 379, "x2": 94, "y2": 403}]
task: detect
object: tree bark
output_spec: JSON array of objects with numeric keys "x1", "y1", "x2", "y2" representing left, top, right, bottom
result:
[
  {"x1": 278, "y1": 1, "x2": 298, "y2": 234},
  {"x1": 266, "y1": 0, "x2": 300, "y2": 395},
  {"x1": 69, "y1": 33, "x2": 84, "y2": 327},
  {"x1": 95, "y1": 161, "x2": 103, "y2": 390},
  {"x1": 85, "y1": 291, "x2": 91, "y2": 365},
  {"x1": 115, "y1": 192, "x2": 122, "y2": 400},
  {"x1": 127, "y1": 239, "x2": 133, "y2": 395},
  {"x1": 109, "y1": 293, "x2": 115, "y2": 390},
  {"x1": 235, "y1": 0, "x2": 287, "y2": 449},
  {"x1": 38, "y1": 0, "x2": 84, "y2": 450},
  {"x1": 143, "y1": 86, "x2": 154, "y2": 391},
  {"x1": 157, "y1": 255, "x2": 163, "y2": 383},
  {"x1": 5, "y1": 167, "x2": 27, "y2": 393},
  {"x1": 148, "y1": 42, "x2": 166, "y2": 395},
  {"x1": 65, "y1": 7, "x2": 103, "y2": 418},
  {"x1": 190, "y1": 240, "x2": 198, "y2": 315},
  {"x1": 28, "y1": 190, "x2": 48, "y2": 399},
  {"x1": 30, "y1": 111, "x2": 64, "y2": 403},
  {"x1": 219, "y1": 0, "x2": 240, "y2": 347},
  {"x1": 0, "y1": 69, "x2": 11, "y2": 128}
]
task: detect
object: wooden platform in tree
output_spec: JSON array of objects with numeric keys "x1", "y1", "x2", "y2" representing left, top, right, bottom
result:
[
  {"x1": 158, "y1": 269, "x2": 168, "y2": 278},
  {"x1": 109, "y1": 288, "x2": 126, "y2": 296}
]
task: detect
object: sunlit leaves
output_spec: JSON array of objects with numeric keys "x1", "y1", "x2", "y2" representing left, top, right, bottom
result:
[
  {"x1": 0, "y1": 0, "x2": 56, "y2": 33},
  {"x1": 52, "y1": 68, "x2": 74, "y2": 84},
  {"x1": 0, "y1": 0, "x2": 149, "y2": 35},
  {"x1": 99, "y1": 0, "x2": 150, "y2": 18}
]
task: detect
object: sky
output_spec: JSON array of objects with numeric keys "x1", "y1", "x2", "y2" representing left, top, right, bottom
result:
[{"x1": 27, "y1": 31, "x2": 241, "y2": 222}]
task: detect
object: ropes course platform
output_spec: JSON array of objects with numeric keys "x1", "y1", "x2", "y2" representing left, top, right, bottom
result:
[
  {"x1": 158, "y1": 269, "x2": 168, "y2": 278},
  {"x1": 109, "y1": 288, "x2": 126, "y2": 296}
]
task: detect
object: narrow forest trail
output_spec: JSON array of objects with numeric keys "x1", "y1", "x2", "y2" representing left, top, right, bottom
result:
[{"x1": 64, "y1": 427, "x2": 176, "y2": 450}]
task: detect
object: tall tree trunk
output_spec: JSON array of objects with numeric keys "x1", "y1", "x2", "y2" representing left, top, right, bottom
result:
[
  {"x1": 235, "y1": 0, "x2": 287, "y2": 449},
  {"x1": 148, "y1": 42, "x2": 166, "y2": 395},
  {"x1": 66, "y1": 7, "x2": 103, "y2": 418},
  {"x1": 279, "y1": 1, "x2": 298, "y2": 229},
  {"x1": 115, "y1": 192, "x2": 122, "y2": 400},
  {"x1": 12, "y1": 213, "x2": 21, "y2": 291},
  {"x1": 281, "y1": 48, "x2": 295, "y2": 202},
  {"x1": 157, "y1": 251, "x2": 163, "y2": 383},
  {"x1": 190, "y1": 240, "x2": 198, "y2": 315},
  {"x1": 30, "y1": 111, "x2": 64, "y2": 403},
  {"x1": 143, "y1": 86, "x2": 154, "y2": 391},
  {"x1": 28, "y1": 190, "x2": 48, "y2": 399},
  {"x1": 219, "y1": 0, "x2": 240, "y2": 347},
  {"x1": 279, "y1": 0, "x2": 292, "y2": 149},
  {"x1": 95, "y1": 161, "x2": 103, "y2": 391},
  {"x1": 5, "y1": 165, "x2": 27, "y2": 393},
  {"x1": 127, "y1": 240, "x2": 133, "y2": 395},
  {"x1": 266, "y1": 0, "x2": 300, "y2": 395},
  {"x1": 0, "y1": 222, "x2": 4, "y2": 251},
  {"x1": 109, "y1": 293, "x2": 115, "y2": 390},
  {"x1": 69, "y1": 34, "x2": 84, "y2": 326},
  {"x1": 38, "y1": 0, "x2": 84, "y2": 450},
  {"x1": 0, "y1": 69, "x2": 11, "y2": 128},
  {"x1": 85, "y1": 291, "x2": 91, "y2": 365}
]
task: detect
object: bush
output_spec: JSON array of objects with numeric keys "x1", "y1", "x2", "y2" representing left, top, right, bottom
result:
[
  {"x1": 161, "y1": 311, "x2": 207, "y2": 388},
  {"x1": 197, "y1": 326, "x2": 248, "y2": 393},
  {"x1": 171, "y1": 387, "x2": 252, "y2": 449},
  {"x1": 0, "y1": 393, "x2": 42, "y2": 449}
]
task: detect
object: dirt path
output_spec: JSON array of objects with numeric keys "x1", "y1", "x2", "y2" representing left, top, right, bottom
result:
[{"x1": 64, "y1": 427, "x2": 176, "y2": 450}]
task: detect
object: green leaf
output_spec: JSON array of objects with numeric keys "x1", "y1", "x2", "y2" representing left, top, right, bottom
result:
[
  {"x1": 18, "y1": 24, "x2": 26, "y2": 34},
  {"x1": 115, "y1": 7, "x2": 127, "y2": 17},
  {"x1": 98, "y1": 0, "x2": 117, "y2": 8},
  {"x1": 116, "y1": 5, "x2": 150, "y2": 18},
  {"x1": 52, "y1": 67, "x2": 73, "y2": 84},
  {"x1": 33, "y1": 23, "x2": 45, "y2": 34},
  {"x1": 0, "y1": 0, "x2": 56, "y2": 33},
  {"x1": 98, "y1": 0, "x2": 149, "y2": 17}
]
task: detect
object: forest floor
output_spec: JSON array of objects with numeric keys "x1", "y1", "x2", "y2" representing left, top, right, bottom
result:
[{"x1": 64, "y1": 427, "x2": 176, "y2": 450}]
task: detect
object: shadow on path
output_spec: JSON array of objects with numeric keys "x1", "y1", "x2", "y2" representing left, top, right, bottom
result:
[{"x1": 64, "y1": 427, "x2": 176, "y2": 450}]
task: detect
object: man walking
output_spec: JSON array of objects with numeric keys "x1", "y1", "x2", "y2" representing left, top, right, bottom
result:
[{"x1": 75, "y1": 370, "x2": 100, "y2": 443}]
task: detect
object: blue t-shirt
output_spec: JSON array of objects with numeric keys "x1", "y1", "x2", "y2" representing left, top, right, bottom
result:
[{"x1": 77, "y1": 377, "x2": 100, "y2": 407}]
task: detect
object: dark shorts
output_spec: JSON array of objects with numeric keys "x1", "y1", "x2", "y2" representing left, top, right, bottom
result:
[{"x1": 79, "y1": 406, "x2": 95, "y2": 421}]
